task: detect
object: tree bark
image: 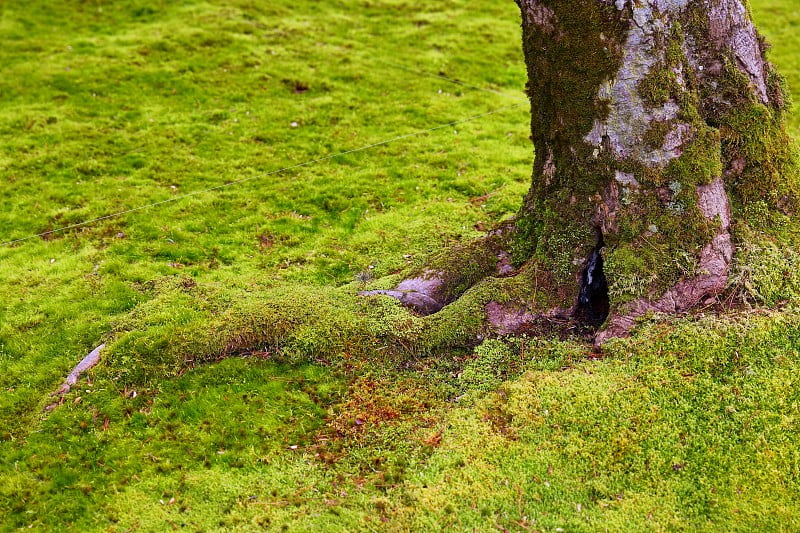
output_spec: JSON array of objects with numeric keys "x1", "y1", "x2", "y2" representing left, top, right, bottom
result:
[
  {"x1": 365, "y1": 0, "x2": 796, "y2": 346},
  {"x1": 514, "y1": 0, "x2": 795, "y2": 343}
]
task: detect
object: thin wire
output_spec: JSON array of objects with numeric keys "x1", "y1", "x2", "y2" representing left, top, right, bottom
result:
[
  {"x1": 372, "y1": 58, "x2": 523, "y2": 100},
  {"x1": 1, "y1": 103, "x2": 524, "y2": 247}
]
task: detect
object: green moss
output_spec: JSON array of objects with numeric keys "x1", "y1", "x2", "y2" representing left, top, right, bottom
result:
[
  {"x1": 395, "y1": 312, "x2": 800, "y2": 531},
  {"x1": 681, "y1": 1, "x2": 712, "y2": 43},
  {"x1": 729, "y1": 223, "x2": 800, "y2": 306},
  {"x1": 604, "y1": 246, "x2": 657, "y2": 301},
  {"x1": 720, "y1": 103, "x2": 800, "y2": 210},
  {"x1": 3, "y1": 0, "x2": 800, "y2": 530},
  {"x1": 458, "y1": 339, "x2": 517, "y2": 394},
  {"x1": 643, "y1": 120, "x2": 674, "y2": 151},
  {"x1": 638, "y1": 66, "x2": 676, "y2": 107},
  {"x1": 599, "y1": 172, "x2": 715, "y2": 309},
  {"x1": 766, "y1": 65, "x2": 793, "y2": 113},
  {"x1": 423, "y1": 225, "x2": 514, "y2": 304},
  {"x1": 665, "y1": 125, "x2": 723, "y2": 186}
]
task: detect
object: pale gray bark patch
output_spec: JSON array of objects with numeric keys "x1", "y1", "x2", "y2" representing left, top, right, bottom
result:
[
  {"x1": 613, "y1": 0, "x2": 691, "y2": 11},
  {"x1": 706, "y1": 0, "x2": 769, "y2": 103},
  {"x1": 615, "y1": 171, "x2": 640, "y2": 188},
  {"x1": 697, "y1": 177, "x2": 731, "y2": 228},
  {"x1": 585, "y1": 1, "x2": 690, "y2": 165}
]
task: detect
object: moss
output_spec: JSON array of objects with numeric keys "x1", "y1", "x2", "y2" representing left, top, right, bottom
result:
[
  {"x1": 728, "y1": 222, "x2": 800, "y2": 306},
  {"x1": 638, "y1": 66, "x2": 677, "y2": 108},
  {"x1": 422, "y1": 224, "x2": 515, "y2": 304},
  {"x1": 510, "y1": 211, "x2": 539, "y2": 266},
  {"x1": 604, "y1": 246, "x2": 657, "y2": 302},
  {"x1": 766, "y1": 65, "x2": 792, "y2": 113},
  {"x1": 680, "y1": 1, "x2": 712, "y2": 44},
  {"x1": 665, "y1": 23, "x2": 686, "y2": 66},
  {"x1": 396, "y1": 310, "x2": 800, "y2": 531},
  {"x1": 665, "y1": 125, "x2": 723, "y2": 186},
  {"x1": 599, "y1": 172, "x2": 714, "y2": 309},
  {"x1": 730, "y1": 238, "x2": 800, "y2": 306},
  {"x1": 720, "y1": 102, "x2": 800, "y2": 210},
  {"x1": 101, "y1": 257, "x2": 564, "y2": 386},
  {"x1": 643, "y1": 120, "x2": 674, "y2": 151},
  {"x1": 458, "y1": 339, "x2": 518, "y2": 394}
]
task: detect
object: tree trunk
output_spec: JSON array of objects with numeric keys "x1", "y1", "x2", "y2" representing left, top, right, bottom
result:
[{"x1": 364, "y1": 0, "x2": 796, "y2": 346}]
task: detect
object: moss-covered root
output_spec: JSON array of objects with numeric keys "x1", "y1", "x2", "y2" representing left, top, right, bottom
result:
[
  {"x1": 359, "y1": 222, "x2": 517, "y2": 315},
  {"x1": 68, "y1": 262, "x2": 575, "y2": 390}
]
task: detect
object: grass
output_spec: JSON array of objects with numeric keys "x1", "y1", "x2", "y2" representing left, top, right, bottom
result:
[{"x1": 1, "y1": 0, "x2": 799, "y2": 530}]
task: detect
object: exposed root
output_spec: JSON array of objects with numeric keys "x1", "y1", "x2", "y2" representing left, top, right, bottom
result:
[
  {"x1": 47, "y1": 177, "x2": 734, "y2": 393},
  {"x1": 485, "y1": 301, "x2": 575, "y2": 338},
  {"x1": 359, "y1": 222, "x2": 517, "y2": 316},
  {"x1": 45, "y1": 344, "x2": 105, "y2": 411},
  {"x1": 360, "y1": 272, "x2": 447, "y2": 315}
]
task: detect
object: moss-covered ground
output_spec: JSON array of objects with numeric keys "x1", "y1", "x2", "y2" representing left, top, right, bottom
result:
[{"x1": 1, "y1": 0, "x2": 800, "y2": 530}]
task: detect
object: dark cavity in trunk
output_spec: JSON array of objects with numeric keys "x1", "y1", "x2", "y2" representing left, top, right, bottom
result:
[{"x1": 575, "y1": 231, "x2": 609, "y2": 328}]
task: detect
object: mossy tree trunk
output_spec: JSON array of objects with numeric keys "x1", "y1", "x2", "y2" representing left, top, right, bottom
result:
[
  {"x1": 364, "y1": 0, "x2": 796, "y2": 346},
  {"x1": 513, "y1": 0, "x2": 795, "y2": 343}
]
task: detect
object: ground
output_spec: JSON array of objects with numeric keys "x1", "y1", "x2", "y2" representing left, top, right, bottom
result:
[{"x1": 1, "y1": 0, "x2": 800, "y2": 530}]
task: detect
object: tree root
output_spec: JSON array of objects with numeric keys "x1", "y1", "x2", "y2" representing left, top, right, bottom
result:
[
  {"x1": 43, "y1": 179, "x2": 734, "y2": 397},
  {"x1": 45, "y1": 344, "x2": 105, "y2": 411},
  {"x1": 359, "y1": 222, "x2": 517, "y2": 315}
]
